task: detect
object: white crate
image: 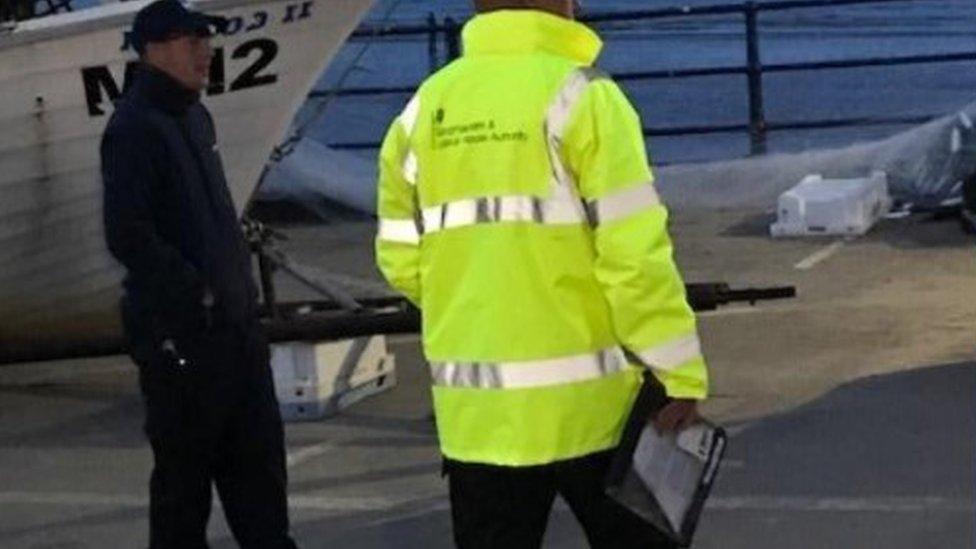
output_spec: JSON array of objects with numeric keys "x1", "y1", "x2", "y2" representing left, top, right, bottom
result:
[
  {"x1": 771, "y1": 171, "x2": 891, "y2": 237},
  {"x1": 271, "y1": 336, "x2": 396, "y2": 422}
]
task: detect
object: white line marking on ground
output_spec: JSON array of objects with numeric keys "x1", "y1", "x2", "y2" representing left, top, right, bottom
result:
[
  {"x1": 707, "y1": 495, "x2": 974, "y2": 513},
  {"x1": 0, "y1": 492, "x2": 145, "y2": 507},
  {"x1": 699, "y1": 307, "x2": 764, "y2": 318},
  {"x1": 4, "y1": 491, "x2": 972, "y2": 515},
  {"x1": 289, "y1": 494, "x2": 400, "y2": 512},
  {"x1": 794, "y1": 238, "x2": 849, "y2": 270},
  {"x1": 359, "y1": 500, "x2": 451, "y2": 528},
  {"x1": 286, "y1": 441, "x2": 339, "y2": 469},
  {"x1": 347, "y1": 494, "x2": 976, "y2": 527},
  {"x1": 0, "y1": 491, "x2": 402, "y2": 513},
  {"x1": 724, "y1": 422, "x2": 757, "y2": 437}
]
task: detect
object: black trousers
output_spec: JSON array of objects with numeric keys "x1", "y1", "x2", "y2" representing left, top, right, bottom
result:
[
  {"x1": 446, "y1": 450, "x2": 678, "y2": 549},
  {"x1": 132, "y1": 320, "x2": 297, "y2": 549}
]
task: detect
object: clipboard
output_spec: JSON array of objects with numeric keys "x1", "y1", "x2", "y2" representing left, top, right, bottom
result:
[{"x1": 604, "y1": 370, "x2": 727, "y2": 547}]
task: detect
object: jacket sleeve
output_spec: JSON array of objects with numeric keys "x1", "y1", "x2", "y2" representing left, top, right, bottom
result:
[
  {"x1": 101, "y1": 126, "x2": 205, "y2": 315},
  {"x1": 375, "y1": 97, "x2": 422, "y2": 306},
  {"x1": 560, "y1": 80, "x2": 708, "y2": 400}
]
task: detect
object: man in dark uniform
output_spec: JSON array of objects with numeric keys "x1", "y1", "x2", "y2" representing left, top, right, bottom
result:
[{"x1": 101, "y1": 1, "x2": 299, "y2": 547}]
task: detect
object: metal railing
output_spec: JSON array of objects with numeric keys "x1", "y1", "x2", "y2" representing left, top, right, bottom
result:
[
  {"x1": 313, "y1": 0, "x2": 976, "y2": 157},
  {"x1": 0, "y1": 0, "x2": 72, "y2": 22}
]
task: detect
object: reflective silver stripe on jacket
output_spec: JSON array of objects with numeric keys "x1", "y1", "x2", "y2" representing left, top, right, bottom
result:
[
  {"x1": 419, "y1": 182, "x2": 662, "y2": 235},
  {"x1": 421, "y1": 194, "x2": 583, "y2": 234},
  {"x1": 403, "y1": 151, "x2": 419, "y2": 185},
  {"x1": 544, "y1": 67, "x2": 608, "y2": 222},
  {"x1": 546, "y1": 67, "x2": 608, "y2": 142},
  {"x1": 584, "y1": 182, "x2": 662, "y2": 227},
  {"x1": 631, "y1": 334, "x2": 702, "y2": 372},
  {"x1": 430, "y1": 347, "x2": 628, "y2": 389},
  {"x1": 378, "y1": 219, "x2": 422, "y2": 245},
  {"x1": 543, "y1": 69, "x2": 664, "y2": 229},
  {"x1": 400, "y1": 95, "x2": 421, "y2": 185}
]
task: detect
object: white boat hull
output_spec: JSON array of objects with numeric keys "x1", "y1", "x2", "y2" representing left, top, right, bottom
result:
[{"x1": 0, "y1": 0, "x2": 374, "y2": 360}]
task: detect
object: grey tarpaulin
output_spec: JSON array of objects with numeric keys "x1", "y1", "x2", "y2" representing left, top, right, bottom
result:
[{"x1": 256, "y1": 101, "x2": 976, "y2": 216}]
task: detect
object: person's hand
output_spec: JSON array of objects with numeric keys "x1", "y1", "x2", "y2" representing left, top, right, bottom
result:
[{"x1": 652, "y1": 399, "x2": 699, "y2": 434}]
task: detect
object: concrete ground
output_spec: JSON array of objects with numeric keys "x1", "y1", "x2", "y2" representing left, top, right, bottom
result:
[
  {"x1": 0, "y1": 348, "x2": 972, "y2": 548},
  {"x1": 1, "y1": 210, "x2": 973, "y2": 547}
]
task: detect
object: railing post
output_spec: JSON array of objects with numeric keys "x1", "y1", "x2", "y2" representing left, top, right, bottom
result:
[
  {"x1": 258, "y1": 250, "x2": 279, "y2": 320},
  {"x1": 744, "y1": 2, "x2": 767, "y2": 155},
  {"x1": 444, "y1": 17, "x2": 461, "y2": 62},
  {"x1": 426, "y1": 13, "x2": 438, "y2": 74}
]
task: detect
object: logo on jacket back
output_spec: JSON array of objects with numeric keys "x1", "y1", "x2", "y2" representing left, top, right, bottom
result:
[{"x1": 432, "y1": 107, "x2": 527, "y2": 151}]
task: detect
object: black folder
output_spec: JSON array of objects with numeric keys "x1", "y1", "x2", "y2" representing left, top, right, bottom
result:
[{"x1": 604, "y1": 370, "x2": 727, "y2": 547}]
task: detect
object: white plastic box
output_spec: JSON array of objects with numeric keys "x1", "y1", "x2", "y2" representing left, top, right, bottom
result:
[
  {"x1": 271, "y1": 336, "x2": 396, "y2": 421},
  {"x1": 770, "y1": 171, "x2": 891, "y2": 237}
]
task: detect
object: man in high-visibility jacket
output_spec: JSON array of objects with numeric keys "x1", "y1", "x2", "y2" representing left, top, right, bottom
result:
[{"x1": 375, "y1": 0, "x2": 708, "y2": 546}]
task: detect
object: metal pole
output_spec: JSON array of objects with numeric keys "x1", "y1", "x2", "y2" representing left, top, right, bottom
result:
[
  {"x1": 427, "y1": 13, "x2": 438, "y2": 74},
  {"x1": 444, "y1": 17, "x2": 461, "y2": 62},
  {"x1": 243, "y1": 219, "x2": 281, "y2": 320},
  {"x1": 744, "y1": 2, "x2": 767, "y2": 155},
  {"x1": 258, "y1": 250, "x2": 279, "y2": 319}
]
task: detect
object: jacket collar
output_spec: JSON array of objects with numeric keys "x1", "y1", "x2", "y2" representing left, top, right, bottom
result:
[
  {"x1": 130, "y1": 63, "x2": 200, "y2": 114},
  {"x1": 462, "y1": 10, "x2": 602, "y2": 65}
]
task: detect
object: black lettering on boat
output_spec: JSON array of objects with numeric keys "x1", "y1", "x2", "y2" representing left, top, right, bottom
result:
[
  {"x1": 82, "y1": 39, "x2": 277, "y2": 116},
  {"x1": 224, "y1": 16, "x2": 244, "y2": 35},
  {"x1": 208, "y1": 47, "x2": 227, "y2": 95},
  {"x1": 246, "y1": 11, "x2": 269, "y2": 32},
  {"x1": 81, "y1": 62, "x2": 138, "y2": 117},
  {"x1": 229, "y1": 39, "x2": 278, "y2": 92}
]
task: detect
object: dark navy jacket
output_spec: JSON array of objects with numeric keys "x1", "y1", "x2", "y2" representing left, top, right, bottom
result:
[{"x1": 102, "y1": 64, "x2": 258, "y2": 345}]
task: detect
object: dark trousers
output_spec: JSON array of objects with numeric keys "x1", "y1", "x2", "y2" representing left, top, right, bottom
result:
[
  {"x1": 446, "y1": 450, "x2": 678, "y2": 549},
  {"x1": 133, "y1": 321, "x2": 297, "y2": 549}
]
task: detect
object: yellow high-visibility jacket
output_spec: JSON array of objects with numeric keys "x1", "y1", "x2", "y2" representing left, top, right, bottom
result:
[{"x1": 375, "y1": 9, "x2": 708, "y2": 467}]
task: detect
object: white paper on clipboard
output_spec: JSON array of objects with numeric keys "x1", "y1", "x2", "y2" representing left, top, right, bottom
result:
[{"x1": 630, "y1": 423, "x2": 722, "y2": 533}]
